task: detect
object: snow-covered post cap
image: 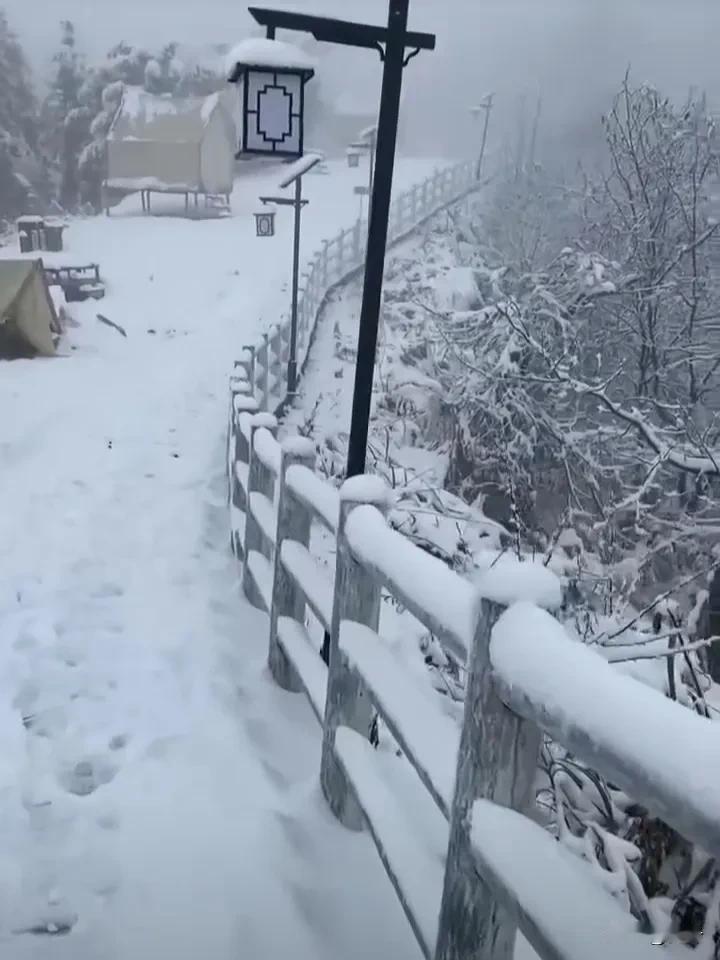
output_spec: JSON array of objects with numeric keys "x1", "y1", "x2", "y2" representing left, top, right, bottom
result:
[
  {"x1": 251, "y1": 411, "x2": 278, "y2": 431},
  {"x1": 339, "y1": 474, "x2": 391, "y2": 509},
  {"x1": 473, "y1": 556, "x2": 562, "y2": 612},
  {"x1": 280, "y1": 435, "x2": 315, "y2": 460}
]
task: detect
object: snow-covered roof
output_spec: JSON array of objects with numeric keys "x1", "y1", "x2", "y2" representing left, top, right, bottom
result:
[
  {"x1": 226, "y1": 38, "x2": 315, "y2": 79},
  {"x1": 107, "y1": 87, "x2": 225, "y2": 144}
]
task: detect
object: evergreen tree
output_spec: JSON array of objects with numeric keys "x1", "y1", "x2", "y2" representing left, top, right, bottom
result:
[
  {"x1": 42, "y1": 20, "x2": 90, "y2": 210},
  {"x1": 0, "y1": 8, "x2": 43, "y2": 220}
]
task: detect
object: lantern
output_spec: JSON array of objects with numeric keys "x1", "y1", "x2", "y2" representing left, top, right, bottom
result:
[
  {"x1": 254, "y1": 210, "x2": 276, "y2": 237},
  {"x1": 227, "y1": 38, "x2": 315, "y2": 159},
  {"x1": 347, "y1": 149, "x2": 360, "y2": 169}
]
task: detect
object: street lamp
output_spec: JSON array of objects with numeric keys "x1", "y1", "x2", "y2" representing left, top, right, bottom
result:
[
  {"x1": 254, "y1": 209, "x2": 277, "y2": 236},
  {"x1": 348, "y1": 123, "x2": 377, "y2": 219},
  {"x1": 246, "y1": 3, "x2": 435, "y2": 479},
  {"x1": 227, "y1": 37, "x2": 316, "y2": 158},
  {"x1": 257, "y1": 151, "x2": 324, "y2": 395},
  {"x1": 469, "y1": 93, "x2": 494, "y2": 181}
]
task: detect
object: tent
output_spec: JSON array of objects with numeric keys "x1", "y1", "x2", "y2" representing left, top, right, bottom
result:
[
  {"x1": 105, "y1": 88, "x2": 236, "y2": 201},
  {"x1": 0, "y1": 260, "x2": 59, "y2": 359}
]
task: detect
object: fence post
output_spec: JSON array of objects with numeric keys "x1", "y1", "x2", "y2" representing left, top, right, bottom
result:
[
  {"x1": 230, "y1": 396, "x2": 260, "y2": 557},
  {"x1": 227, "y1": 368, "x2": 252, "y2": 501},
  {"x1": 434, "y1": 598, "x2": 541, "y2": 960},
  {"x1": 241, "y1": 412, "x2": 278, "y2": 609},
  {"x1": 320, "y1": 475, "x2": 389, "y2": 831},
  {"x1": 237, "y1": 345, "x2": 255, "y2": 395},
  {"x1": 353, "y1": 219, "x2": 363, "y2": 265},
  {"x1": 262, "y1": 332, "x2": 272, "y2": 412},
  {"x1": 268, "y1": 437, "x2": 317, "y2": 690}
]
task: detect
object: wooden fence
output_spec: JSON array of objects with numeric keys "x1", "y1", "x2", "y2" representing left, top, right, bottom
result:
[
  {"x1": 242, "y1": 159, "x2": 478, "y2": 415},
  {"x1": 227, "y1": 372, "x2": 720, "y2": 960},
  {"x1": 226, "y1": 162, "x2": 720, "y2": 959}
]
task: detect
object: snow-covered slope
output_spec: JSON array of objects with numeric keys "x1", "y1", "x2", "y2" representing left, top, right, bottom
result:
[{"x1": 0, "y1": 156, "x2": 445, "y2": 959}]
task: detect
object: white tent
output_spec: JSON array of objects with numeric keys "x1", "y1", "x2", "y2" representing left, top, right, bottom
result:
[
  {"x1": 0, "y1": 260, "x2": 59, "y2": 359},
  {"x1": 105, "y1": 88, "x2": 236, "y2": 202}
]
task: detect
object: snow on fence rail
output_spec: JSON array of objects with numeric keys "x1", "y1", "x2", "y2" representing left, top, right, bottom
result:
[
  {"x1": 243, "y1": 159, "x2": 477, "y2": 415},
  {"x1": 226, "y1": 369, "x2": 720, "y2": 960}
]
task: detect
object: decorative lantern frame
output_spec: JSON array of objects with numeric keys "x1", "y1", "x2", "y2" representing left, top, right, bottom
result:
[
  {"x1": 228, "y1": 48, "x2": 315, "y2": 159},
  {"x1": 254, "y1": 209, "x2": 277, "y2": 237}
]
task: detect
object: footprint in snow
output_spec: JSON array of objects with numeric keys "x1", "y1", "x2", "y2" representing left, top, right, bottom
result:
[
  {"x1": 90, "y1": 582, "x2": 124, "y2": 600},
  {"x1": 60, "y1": 756, "x2": 118, "y2": 797}
]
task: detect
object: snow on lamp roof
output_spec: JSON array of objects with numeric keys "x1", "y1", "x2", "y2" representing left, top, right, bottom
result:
[{"x1": 226, "y1": 37, "x2": 316, "y2": 80}]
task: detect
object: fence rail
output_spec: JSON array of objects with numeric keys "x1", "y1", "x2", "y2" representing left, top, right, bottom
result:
[
  {"x1": 226, "y1": 395, "x2": 720, "y2": 960},
  {"x1": 243, "y1": 159, "x2": 478, "y2": 416},
  {"x1": 225, "y1": 164, "x2": 720, "y2": 959}
]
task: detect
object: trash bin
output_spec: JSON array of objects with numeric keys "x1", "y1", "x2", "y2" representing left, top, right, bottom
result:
[
  {"x1": 44, "y1": 220, "x2": 65, "y2": 252},
  {"x1": 16, "y1": 216, "x2": 45, "y2": 251},
  {"x1": 18, "y1": 231, "x2": 33, "y2": 254}
]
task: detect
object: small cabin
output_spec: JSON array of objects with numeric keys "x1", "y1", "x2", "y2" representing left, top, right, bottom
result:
[{"x1": 105, "y1": 88, "x2": 235, "y2": 207}]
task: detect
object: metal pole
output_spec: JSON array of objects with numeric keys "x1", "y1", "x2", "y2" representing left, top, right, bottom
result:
[
  {"x1": 368, "y1": 128, "x2": 375, "y2": 196},
  {"x1": 477, "y1": 96, "x2": 492, "y2": 181},
  {"x1": 287, "y1": 175, "x2": 302, "y2": 395},
  {"x1": 345, "y1": 0, "x2": 409, "y2": 478}
]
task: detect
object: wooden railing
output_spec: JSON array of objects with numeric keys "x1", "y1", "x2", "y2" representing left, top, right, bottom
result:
[
  {"x1": 243, "y1": 159, "x2": 478, "y2": 415},
  {"x1": 226, "y1": 368, "x2": 720, "y2": 960}
]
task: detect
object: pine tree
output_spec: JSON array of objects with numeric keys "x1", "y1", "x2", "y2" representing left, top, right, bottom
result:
[
  {"x1": 42, "y1": 20, "x2": 89, "y2": 210},
  {"x1": 0, "y1": 8, "x2": 43, "y2": 220}
]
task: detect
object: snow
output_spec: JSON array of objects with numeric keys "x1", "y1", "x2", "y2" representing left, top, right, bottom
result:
[
  {"x1": 105, "y1": 176, "x2": 197, "y2": 192},
  {"x1": 286, "y1": 465, "x2": 340, "y2": 533},
  {"x1": 340, "y1": 621, "x2": 460, "y2": 816},
  {"x1": 358, "y1": 124, "x2": 378, "y2": 142},
  {"x1": 0, "y1": 153, "x2": 444, "y2": 960},
  {"x1": 247, "y1": 549, "x2": 274, "y2": 610},
  {"x1": 341, "y1": 474, "x2": 391, "y2": 506},
  {"x1": 281, "y1": 435, "x2": 315, "y2": 460},
  {"x1": 334, "y1": 727, "x2": 448, "y2": 960},
  {"x1": 226, "y1": 37, "x2": 315, "y2": 76},
  {"x1": 281, "y1": 541, "x2": 333, "y2": 632},
  {"x1": 248, "y1": 491, "x2": 276, "y2": 546},
  {"x1": 345, "y1": 504, "x2": 477, "y2": 657},
  {"x1": 234, "y1": 460, "x2": 249, "y2": 496},
  {"x1": 253, "y1": 426, "x2": 282, "y2": 475},
  {"x1": 233, "y1": 393, "x2": 258, "y2": 415},
  {"x1": 471, "y1": 799, "x2": 660, "y2": 960},
  {"x1": 491, "y1": 603, "x2": 720, "y2": 853},
  {"x1": 276, "y1": 617, "x2": 328, "y2": 723},
  {"x1": 201, "y1": 91, "x2": 220, "y2": 124},
  {"x1": 117, "y1": 85, "x2": 178, "y2": 123},
  {"x1": 278, "y1": 153, "x2": 325, "y2": 189},
  {"x1": 473, "y1": 555, "x2": 562, "y2": 611}
]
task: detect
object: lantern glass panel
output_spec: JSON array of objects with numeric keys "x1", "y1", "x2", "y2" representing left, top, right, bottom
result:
[
  {"x1": 347, "y1": 152, "x2": 360, "y2": 168},
  {"x1": 255, "y1": 211, "x2": 276, "y2": 237},
  {"x1": 245, "y1": 69, "x2": 303, "y2": 157}
]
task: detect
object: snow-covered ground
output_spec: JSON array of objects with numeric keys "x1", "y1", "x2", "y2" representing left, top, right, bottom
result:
[{"x1": 0, "y1": 155, "x2": 447, "y2": 959}]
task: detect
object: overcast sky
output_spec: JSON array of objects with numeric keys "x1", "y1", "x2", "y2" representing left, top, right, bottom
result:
[{"x1": 6, "y1": 0, "x2": 720, "y2": 157}]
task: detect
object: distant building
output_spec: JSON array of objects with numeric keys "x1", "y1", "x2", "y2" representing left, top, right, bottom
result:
[{"x1": 104, "y1": 87, "x2": 236, "y2": 206}]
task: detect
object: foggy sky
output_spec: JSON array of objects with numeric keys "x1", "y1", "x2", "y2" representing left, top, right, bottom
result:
[{"x1": 5, "y1": 0, "x2": 720, "y2": 158}]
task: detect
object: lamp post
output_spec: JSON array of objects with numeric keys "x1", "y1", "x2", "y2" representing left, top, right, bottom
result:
[
  {"x1": 245, "y1": 4, "x2": 435, "y2": 479},
  {"x1": 348, "y1": 123, "x2": 377, "y2": 219},
  {"x1": 256, "y1": 152, "x2": 324, "y2": 396},
  {"x1": 469, "y1": 93, "x2": 493, "y2": 181}
]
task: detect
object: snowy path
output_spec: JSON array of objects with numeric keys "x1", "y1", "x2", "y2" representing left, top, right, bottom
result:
[{"x1": 0, "y1": 157, "x2": 442, "y2": 959}]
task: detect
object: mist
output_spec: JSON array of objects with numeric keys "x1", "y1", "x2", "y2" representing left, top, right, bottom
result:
[{"x1": 5, "y1": 0, "x2": 720, "y2": 159}]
